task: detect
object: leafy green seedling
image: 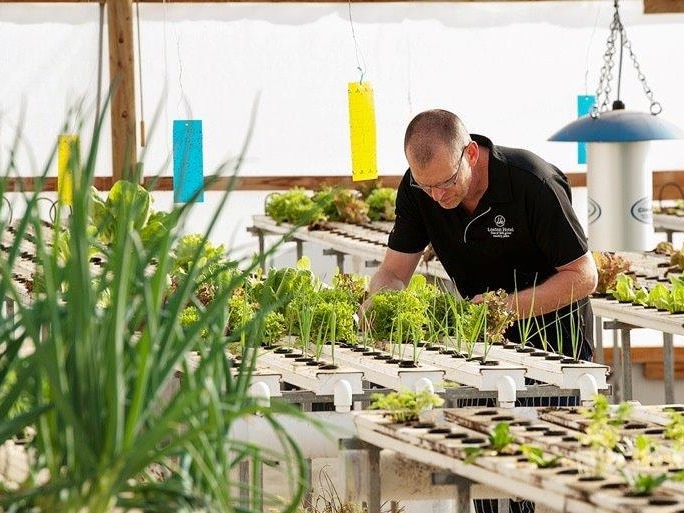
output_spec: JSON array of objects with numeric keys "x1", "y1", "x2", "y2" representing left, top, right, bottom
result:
[
  {"x1": 463, "y1": 422, "x2": 517, "y2": 464},
  {"x1": 520, "y1": 445, "x2": 563, "y2": 468},
  {"x1": 370, "y1": 389, "x2": 444, "y2": 423},
  {"x1": 623, "y1": 472, "x2": 669, "y2": 497}
]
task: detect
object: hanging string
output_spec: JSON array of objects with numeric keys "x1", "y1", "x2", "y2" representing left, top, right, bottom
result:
[
  {"x1": 135, "y1": 0, "x2": 146, "y2": 146},
  {"x1": 406, "y1": 33, "x2": 413, "y2": 115},
  {"x1": 583, "y1": 1, "x2": 601, "y2": 95},
  {"x1": 175, "y1": 24, "x2": 186, "y2": 114},
  {"x1": 162, "y1": 0, "x2": 170, "y2": 156},
  {"x1": 347, "y1": 0, "x2": 366, "y2": 84},
  {"x1": 95, "y1": 1, "x2": 105, "y2": 130}
]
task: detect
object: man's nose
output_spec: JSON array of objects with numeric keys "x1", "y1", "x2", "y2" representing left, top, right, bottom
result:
[{"x1": 430, "y1": 187, "x2": 445, "y2": 201}]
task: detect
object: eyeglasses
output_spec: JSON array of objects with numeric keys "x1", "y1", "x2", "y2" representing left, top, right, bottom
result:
[{"x1": 409, "y1": 142, "x2": 470, "y2": 194}]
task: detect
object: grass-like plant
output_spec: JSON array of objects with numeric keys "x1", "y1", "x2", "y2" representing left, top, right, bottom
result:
[
  {"x1": 513, "y1": 272, "x2": 537, "y2": 350},
  {"x1": 0, "y1": 101, "x2": 310, "y2": 512},
  {"x1": 454, "y1": 301, "x2": 487, "y2": 360}
]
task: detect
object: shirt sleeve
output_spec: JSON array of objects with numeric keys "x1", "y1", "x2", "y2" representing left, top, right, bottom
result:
[
  {"x1": 529, "y1": 172, "x2": 589, "y2": 268},
  {"x1": 387, "y1": 172, "x2": 430, "y2": 254}
]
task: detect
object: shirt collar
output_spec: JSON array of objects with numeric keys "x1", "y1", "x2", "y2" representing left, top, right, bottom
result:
[{"x1": 472, "y1": 133, "x2": 513, "y2": 204}]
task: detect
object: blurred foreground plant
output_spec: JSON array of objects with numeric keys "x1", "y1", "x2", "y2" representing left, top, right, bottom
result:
[{"x1": 0, "y1": 98, "x2": 310, "y2": 513}]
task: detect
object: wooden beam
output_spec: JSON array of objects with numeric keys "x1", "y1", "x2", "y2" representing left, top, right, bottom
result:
[
  {"x1": 0, "y1": 0, "x2": 602, "y2": 2},
  {"x1": 107, "y1": 0, "x2": 137, "y2": 182},
  {"x1": 644, "y1": 0, "x2": 684, "y2": 14},
  {"x1": 2, "y1": 170, "x2": 684, "y2": 194}
]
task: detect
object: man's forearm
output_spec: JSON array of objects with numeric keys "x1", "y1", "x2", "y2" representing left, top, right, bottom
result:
[
  {"x1": 509, "y1": 255, "x2": 598, "y2": 318},
  {"x1": 368, "y1": 268, "x2": 408, "y2": 295}
]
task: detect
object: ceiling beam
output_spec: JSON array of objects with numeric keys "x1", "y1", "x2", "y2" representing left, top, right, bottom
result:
[{"x1": 644, "y1": 0, "x2": 684, "y2": 13}]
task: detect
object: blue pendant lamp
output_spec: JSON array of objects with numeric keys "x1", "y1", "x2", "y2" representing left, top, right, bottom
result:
[{"x1": 549, "y1": 0, "x2": 684, "y2": 143}]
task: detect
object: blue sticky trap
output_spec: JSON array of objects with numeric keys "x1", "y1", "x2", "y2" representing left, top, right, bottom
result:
[
  {"x1": 577, "y1": 95, "x2": 595, "y2": 164},
  {"x1": 173, "y1": 120, "x2": 204, "y2": 203}
]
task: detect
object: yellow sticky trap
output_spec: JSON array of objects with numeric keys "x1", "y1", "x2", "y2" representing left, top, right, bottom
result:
[
  {"x1": 348, "y1": 82, "x2": 378, "y2": 182},
  {"x1": 58, "y1": 134, "x2": 79, "y2": 205}
]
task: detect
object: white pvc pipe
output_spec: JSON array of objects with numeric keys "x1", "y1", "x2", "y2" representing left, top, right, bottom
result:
[
  {"x1": 230, "y1": 412, "x2": 356, "y2": 458},
  {"x1": 249, "y1": 381, "x2": 271, "y2": 408},
  {"x1": 578, "y1": 373, "x2": 599, "y2": 406},
  {"x1": 414, "y1": 377, "x2": 435, "y2": 395},
  {"x1": 334, "y1": 379, "x2": 353, "y2": 413},
  {"x1": 496, "y1": 375, "x2": 518, "y2": 409}
]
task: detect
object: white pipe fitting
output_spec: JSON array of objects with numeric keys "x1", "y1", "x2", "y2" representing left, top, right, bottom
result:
[
  {"x1": 414, "y1": 377, "x2": 435, "y2": 395},
  {"x1": 334, "y1": 379, "x2": 353, "y2": 413},
  {"x1": 496, "y1": 375, "x2": 518, "y2": 409},
  {"x1": 249, "y1": 381, "x2": 271, "y2": 408},
  {"x1": 578, "y1": 373, "x2": 599, "y2": 406}
]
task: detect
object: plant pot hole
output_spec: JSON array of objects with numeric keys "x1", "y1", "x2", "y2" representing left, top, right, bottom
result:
[
  {"x1": 386, "y1": 358, "x2": 400, "y2": 364},
  {"x1": 491, "y1": 415, "x2": 515, "y2": 422},
  {"x1": 664, "y1": 406, "x2": 684, "y2": 412},
  {"x1": 425, "y1": 345, "x2": 441, "y2": 351},
  {"x1": 530, "y1": 351, "x2": 548, "y2": 357},
  {"x1": 556, "y1": 468, "x2": 579, "y2": 475},
  {"x1": 474, "y1": 410, "x2": 499, "y2": 416},
  {"x1": 578, "y1": 476, "x2": 605, "y2": 482},
  {"x1": 509, "y1": 420, "x2": 531, "y2": 427},
  {"x1": 544, "y1": 430, "x2": 567, "y2": 437},
  {"x1": 648, "y1": 498, "x2": 679, "y2": 506},
  {"x1": 561, "y1": 358, "x2": 580, "y2": 364},
  {"x1": 461, "y1": 437, "x2": 486, "y2": 444},
  {"x1": 516, "y1": 347, "x2": 536, "y2": 353},
  {"x1": 373, "y1": 354, "x2": 391, "y2": 360},
  {"x1": 562, "y1": 436, "x2": 578, "y2": 442},
  {"x1": 525, "y1": 426, "x2": 548, "y2": 432},
  {"x1": 351, "y1": 347, "x2": 367, "y2": 352},
  {"x1": 363, "y1": 351, "x2": 381, "y2": 356},
  {"x1": 645, "y1": 428, "x2": 665, "y2": 435},
  {"x1": 440, "y1": 349, "x2": 458, "y2": 356},
  {"x1": 428, "y1": 428, "x2": 452, "y2": 434},
  {"x1": 545, "y1": 354, "x2": 564, "y2": 361},
  {"x1": 623, "y1": 422, "x2": 648, "y2": 430},
  {"x1": 318, "y1": 364, "x2": 338, "y2": 370},
  {"x1": 274, "y1": 347, "x2": 293, "y2": 354},
  {"x1": 306, "y1": 361, "x2": 319, "y2": 366},
  {"x1": 445, "y1": 433, "x2": 468, "y2": 439},
  {"x1": 411, "y1": 421, "x2": 435, "y2": 429},
  {"x1": 284, "y1": 352, "x2": 302, "y2": 359},
  {"x1": 398, "y1": 360, "x2": 417, "y2": 368},
  {"x1": 600, "y1": 482, "x2": 627, "y2": 490},
  {"x1": 295, "y1": 357, "x2": 313, "y2": 363}
]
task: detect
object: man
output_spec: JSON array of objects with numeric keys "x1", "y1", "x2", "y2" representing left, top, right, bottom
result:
[
  {"x1": 367, "y1": 109, "x2": 598, "y2": 513},
  {"x1": 369, "y1": 108, "x2": 597, "y2": 360}
]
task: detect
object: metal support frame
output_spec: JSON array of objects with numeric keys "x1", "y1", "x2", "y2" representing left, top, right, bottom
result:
[
  {"x1": 663, "y1": 332, "x2": 675, "y2": 404},
  {"x1": 603, "y1": 319, "x2": 636, "y2": 401},
  {"x1": 322, "y1": 248, "x2": 346, "y2": 273},
  {"x1": 601, "y1": 318, "x2": 676, "y2": 403},
  {"x1": 594, "y1": 315, "x2": 604, "y2": 365},
  {"x1": 247, "y1": 226, "x2": 304, "y2": 270},
  {"x1": 339, "y1": 438, "x2": 381, "y2": 513}
]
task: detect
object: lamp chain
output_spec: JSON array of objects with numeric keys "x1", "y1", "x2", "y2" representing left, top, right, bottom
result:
[{"x1": 592, "y1": 0, "x2": 661, "y2": 117}]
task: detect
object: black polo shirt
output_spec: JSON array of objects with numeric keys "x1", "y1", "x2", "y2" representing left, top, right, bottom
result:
[{"x1": 388, "y1": 134, "x2": 593, "y2": 357}]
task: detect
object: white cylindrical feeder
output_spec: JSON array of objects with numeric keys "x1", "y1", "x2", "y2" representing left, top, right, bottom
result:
[{"x1": 587, "y1": 141, "x2": 653, "y2": 251}]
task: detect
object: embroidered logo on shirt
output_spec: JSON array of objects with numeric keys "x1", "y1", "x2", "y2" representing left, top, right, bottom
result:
[{"x1": 488, "y1": 214, "x2": 514, "y2": 239}]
